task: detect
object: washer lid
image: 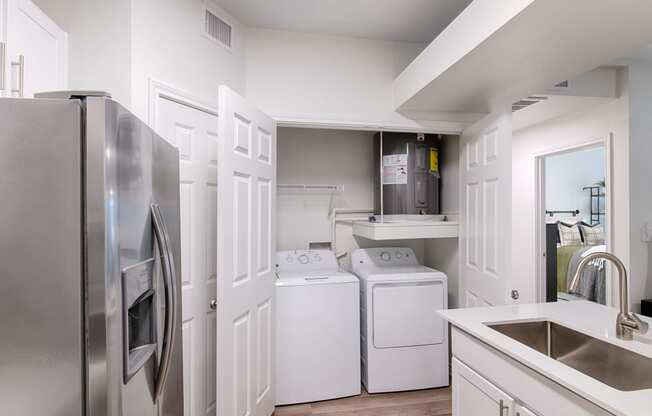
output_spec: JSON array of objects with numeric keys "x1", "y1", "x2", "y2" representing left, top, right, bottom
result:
[{"x1": 276, "y1": 271, "x2": 359, "y2": 287}]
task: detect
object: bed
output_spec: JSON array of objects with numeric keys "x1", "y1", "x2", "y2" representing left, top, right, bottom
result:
[{"x1": 545, "y1": 222, "x2": 606, "y2": 304}]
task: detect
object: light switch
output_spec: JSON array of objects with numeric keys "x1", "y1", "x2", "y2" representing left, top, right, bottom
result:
[{"x1": 641, "y1": 222, "x2": 652, "y2": 243}]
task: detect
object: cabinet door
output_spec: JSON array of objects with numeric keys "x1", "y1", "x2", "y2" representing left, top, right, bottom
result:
[
  {"x1": 452, "y1": 358, "x2": 513, "y2": 416},
  {"x1": 514, "y1": 404, "x2": 537, "y2": 416},
  {"x1": 6, "y1": 0, "x2": 67, "y2": 97}
]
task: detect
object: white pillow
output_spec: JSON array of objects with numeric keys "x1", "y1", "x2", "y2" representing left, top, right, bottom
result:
[
  {"x1": 558, "y1": 222, "x2": 583, "y2": 246},
  {"x1": 580, "y1": 223, "x2": 605, "y2": 245}
]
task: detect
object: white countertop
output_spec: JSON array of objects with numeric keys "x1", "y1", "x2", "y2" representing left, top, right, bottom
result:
[{"x1": 439, "y1": 301, "x2": 652, "y2": 416}]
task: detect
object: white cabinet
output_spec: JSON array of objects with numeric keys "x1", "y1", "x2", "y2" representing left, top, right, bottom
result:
[
  {"x1": 453, "y1": 357, "x2": 542, "y2": 416},
  {"x1": 1, "y1": 0, "x2": 67, "y2": 97},
  {"x1": 451, "y1": 327, "x2": 614, "y2": 416},
  {"x1": 452, "y1": 358, "x2": 513, "y2": 416}
]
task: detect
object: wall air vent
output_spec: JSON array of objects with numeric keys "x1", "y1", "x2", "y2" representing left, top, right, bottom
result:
[
  {"x1": 554, "y1": 80, "x2": 570, "y2": 89},
  {"x1": 511, "y1": 96, "x2": 549, "y2": 112},
  {"x1": 204, "y1": 8, "x2": 232, "y2": 49}
]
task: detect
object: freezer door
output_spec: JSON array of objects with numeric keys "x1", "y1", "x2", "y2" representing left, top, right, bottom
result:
[
  {"x1": 0, "y1": 98, "x2": 84, "y2": 416},
  {"x1": 85, "y1": 97, "x2": 183, "y2": 416}
]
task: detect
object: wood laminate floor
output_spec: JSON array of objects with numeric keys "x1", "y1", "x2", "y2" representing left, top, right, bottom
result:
[{"x1": 274, "y1": 387, "x2": 452, "y2": 416}]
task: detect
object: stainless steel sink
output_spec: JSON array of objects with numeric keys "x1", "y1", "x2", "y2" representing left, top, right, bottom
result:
[{"x1": 487, "y1": 320, "x2": 652, "y2": 391}]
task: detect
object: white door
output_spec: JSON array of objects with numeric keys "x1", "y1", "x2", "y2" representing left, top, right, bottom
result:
[
  {"x1": 217, "y1": 85, "x2": 276, "y2": 416},
  {"x1": 5, "y1": 0, "x2": 67, "y2": 97},
  {"x1": 459, "y1": 110, "x2": 513, "y2": 307},
  {"x1": 452, "y1": 358, "x2": 513, "y2": 416},
  {"x1": 154, "y1": 96, "x2": 219, "y2": 416}
]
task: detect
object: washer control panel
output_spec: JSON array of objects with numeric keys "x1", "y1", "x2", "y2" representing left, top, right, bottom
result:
[
  {"x1": 351, "y1": 247, "x2": 419, "y2": 267},
  {"x1": 276, "y1": 250, "x2": 338, "y2": 273}
]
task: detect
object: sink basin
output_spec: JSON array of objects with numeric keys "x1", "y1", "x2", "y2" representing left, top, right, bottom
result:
[{"x1": 487, "y1": 320, "x2": 652, "y2": 391}]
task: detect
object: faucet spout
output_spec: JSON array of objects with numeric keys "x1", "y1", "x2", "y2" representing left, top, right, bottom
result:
[{"x1": 569, "y1": 251, "x2": 649, "y2": 340}]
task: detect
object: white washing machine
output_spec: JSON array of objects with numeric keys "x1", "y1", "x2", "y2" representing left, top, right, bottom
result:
[
  {"x1": 275, "y1": 250, "x2": 361, "y2": 405},
  {"x1": 351, "y1": 247, "x2": 449, "y2": 393}
]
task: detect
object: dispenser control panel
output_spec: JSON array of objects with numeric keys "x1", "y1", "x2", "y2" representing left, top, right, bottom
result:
[{"x1": 276, "y1": 250, "x2": 339, "y2": 272}]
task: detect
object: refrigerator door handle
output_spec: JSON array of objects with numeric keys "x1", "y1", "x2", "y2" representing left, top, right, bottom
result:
[
  {"x1": 10, "y1": 54, "x2": 24, "y2": 98},
  {"x1": 151, "y1": 203, "x2": 179, "y2": 402}
]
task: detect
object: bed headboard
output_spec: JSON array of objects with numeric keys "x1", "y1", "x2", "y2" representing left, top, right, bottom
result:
[{"x1": 545, "y1": 223, "x2": 559, "y2": 302}]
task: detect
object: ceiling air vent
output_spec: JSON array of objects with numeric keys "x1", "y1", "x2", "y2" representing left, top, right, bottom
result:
[
  {"x1": 205, "y1": 9, "x2": 232, "y2": 49},
  {"x1": 511, "y1": 96, "x2": 548, "y2": 112}
]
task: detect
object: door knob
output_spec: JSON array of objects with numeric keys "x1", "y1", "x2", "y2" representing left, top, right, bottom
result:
[{"x1": 210, "y1": 299, "x2": 217, "y2": 310}]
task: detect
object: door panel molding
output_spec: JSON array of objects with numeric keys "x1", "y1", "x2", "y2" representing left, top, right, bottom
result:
[
  {"x1": 459, "y1": 109, "x2": 512, "y2": 307},
  {"x1": 217, "y1": 85, "x2": 276, "y2": 416},
  {"x1": 151, "y1": 82, "x2": 219, "y2": 416}
]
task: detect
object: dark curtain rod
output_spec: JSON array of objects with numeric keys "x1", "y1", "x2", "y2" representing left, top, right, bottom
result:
[{"x1": 546, "y1": 209, "x2": 580, "y2": 217}]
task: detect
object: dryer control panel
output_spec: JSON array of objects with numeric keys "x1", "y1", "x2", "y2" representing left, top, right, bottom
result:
[
  {"x1": 351, "y1": 247, "x2": 419, "y2": 267},
  {"x1": 276, "y1": 250, "x2": 339, "y2": 273}
]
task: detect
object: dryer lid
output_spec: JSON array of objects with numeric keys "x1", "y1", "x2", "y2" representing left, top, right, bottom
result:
[
  {"x1": 351, "y1": 247, "x2": 446, "y2": 281},
  {"x1": 355, "y1": 267, "x2": 447, "y2": 282},
  {"x1": 372, "y1": 280, "x2": 445, "y2": 348}
]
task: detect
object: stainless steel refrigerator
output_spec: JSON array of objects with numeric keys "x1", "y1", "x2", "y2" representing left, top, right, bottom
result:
[{"x1": 0, "y1": 92, "x2": 184, "y2": 416}]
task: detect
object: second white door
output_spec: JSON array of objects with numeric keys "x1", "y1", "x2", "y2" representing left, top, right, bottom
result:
[
  {"x1": 459, "y1": 110, "x2": 513, "y2": 307},
  {"x1": 217, "y1": 85, "x2": 276, "y2": 416},
  {"x1": 155, "y1": 95, "x2": 219, "y2": 416}
]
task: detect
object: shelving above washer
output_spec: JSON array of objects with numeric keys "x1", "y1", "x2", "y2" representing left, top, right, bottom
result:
[{"x1": 352, "y1": 215, "x2": 459, "y2": 241}]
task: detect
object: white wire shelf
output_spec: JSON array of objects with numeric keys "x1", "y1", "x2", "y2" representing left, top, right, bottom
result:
[{"x1": 277, "y1": 184, "x2": 344, "y2": 193}]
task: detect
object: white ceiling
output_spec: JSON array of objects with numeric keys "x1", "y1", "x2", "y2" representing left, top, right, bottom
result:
[{"x1": 216, "y1": 0, "x2": 473, "y2": 43}]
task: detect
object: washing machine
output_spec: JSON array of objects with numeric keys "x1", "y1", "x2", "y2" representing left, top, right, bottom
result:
[
  {"x1": 351, "y1": 247, "x2": 449, "y2": 393},
  {"x1": 275, "y1": 250, "x2": 361, "y2": 405}
]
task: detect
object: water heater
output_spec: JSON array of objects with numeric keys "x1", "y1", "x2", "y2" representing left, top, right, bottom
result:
[{"x1": 374, "y1": 132, "x2": 441, "y2": 215}]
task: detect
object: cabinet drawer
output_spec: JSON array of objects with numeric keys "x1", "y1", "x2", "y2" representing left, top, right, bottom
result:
[{"x1": 451, "y1": 327, "x2": 614, "y2": 416}]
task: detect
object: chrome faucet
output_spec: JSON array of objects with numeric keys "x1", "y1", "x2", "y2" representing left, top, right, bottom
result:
[{"x1": 569, "y1": 251, "x2": 649, "y2": 340}]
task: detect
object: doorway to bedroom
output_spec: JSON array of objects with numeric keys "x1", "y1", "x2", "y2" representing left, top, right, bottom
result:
[{"x1": 537, "y1": 143, "x2": 609, "y2": 305}]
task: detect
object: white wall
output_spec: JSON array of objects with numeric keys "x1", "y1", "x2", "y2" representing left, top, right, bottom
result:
[
  {"x1": 627, "y1": 60, "x2": 652, "y2": 308},
  {"x1": 425, "y1": 238, "x2": 459, "y2": 308},
  {"x1": 512, "y1": 68, "x2": 630, "y2": 304},
  {"x1": 34, "y1": 0, "x2": 246, "y2": 119},
  {"x1": 423, "y1": 135, "x2": 460, "y2": 307},
  {"x1": 277, "y1": 127, "x2": 375, "y2": 250},
  {"x1": 32, "y1": 0, "x2": 132, "y2": 106},
  {"x1": 544, "y1": 146, "x2": 606, "y2": 224},
  {"x1": 245, "y1": 28, "x2": 435, "y2": 131},
  {"x1": 276, "y1": 127, "x2": 424, "y2": 270},
  {"x1": 130, "y1": 0, "x2": 246, "y2": 120}
]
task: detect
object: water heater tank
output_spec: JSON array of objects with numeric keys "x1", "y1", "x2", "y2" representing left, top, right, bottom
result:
[{"x1": 374, "y1": 132, "x2": 441, "y2": 215}]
